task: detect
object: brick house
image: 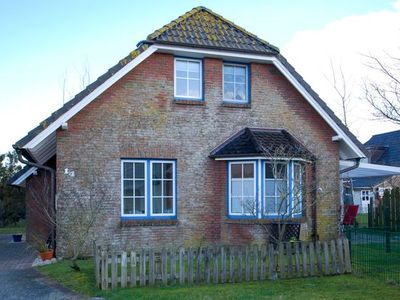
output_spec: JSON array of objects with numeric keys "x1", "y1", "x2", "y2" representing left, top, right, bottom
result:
[{"x1": 9, "y1": 7, "x2": 367, "y2": 254}]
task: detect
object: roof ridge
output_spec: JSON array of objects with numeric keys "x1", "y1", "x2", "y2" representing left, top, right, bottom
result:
[
  {"x1": 199, "y1": 7, "x2": 279, "y2": 53},
  {"x1": 147, "y1": 6, "x2": 279, "y2": 53},
  {"x1": 147, "y1": 6, "x2": 203, "y2": 40}
]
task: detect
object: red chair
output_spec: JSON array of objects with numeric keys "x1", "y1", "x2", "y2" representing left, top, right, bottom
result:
[{"x1": 343, "y1": 205, "x2": 359, "y2": 226}]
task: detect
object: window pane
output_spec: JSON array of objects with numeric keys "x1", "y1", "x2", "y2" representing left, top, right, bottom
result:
[
  {"x1": 135, "y1": 180, "x2": 145, "y2": 197},
  {"x1": 135, "y1": 163, "x2": 145, "y2": 179},
  {"x1": 188, "y1": 61, "x2": 199, "y2": 73},
  {"x1": 163, "y1": 163, "x2": 173, "y2": 179},
  {"x1": 276, "y1": 180, "x2": 287, "y2": 197},
  {"x1": 176, "y1": 78, "x2": 187, "y2": 96},
  {"x1": 163, "y1": 180, "x2": 173, "y2": 196},
  {"x1": 235, "y1": 71, "x2": 246, "y2": 83},
  {"x1": 135, "y1": 198, "x2": 145, "y2": 214},
  {"x1": 231, "y1": 180, "x2": 242, "y2": 197},
  {"x1": 224, "y1": 73, "x2": 234, "y2": 82},
  {"x1": 235, "y1": 83, "x2": 246, "y2": 101},
  {"x1": 243, "y1": 180, "x2": 254, "y2": 197},
  {"x1": 152, "y1": 163, "x2": 162, "y2": 179},
  {"x1": 278, "y1": 198, "x2": 288, "y2": 214},
  {"x1": 153, "y1": 197, "x2": 162, "y2": 214},
  {"x1": 231, "y1": 197, "x2": 241, "y2": 213},
  {"x1": 152, "y1": 180, "x2": 162, "y2": 196},
  {"x1": 123, "y1": 180, "x2": 133, "y2": 196},
  {"x1": 189, "y1": 71, "x2": 199, "y2": 79},
  {"x1": 123, "y1": 198, "x2": 133, "y2": 214},
  {"x1": 224, "y1": 65, "x2": 234, "y2": 74},
  {"x1": 231, "y1": 164, "x2": 242, "y2": 178},
  {"x1": 176, "y1": 60, "x2": 187, "y2": 71},
  {"x1": 176, "y1": 70, "x2": 187, "y2": 78},
  {"x1": 277, "y1": 164, "x2": 287, "y2": 179},
  {"x1": 243, "y1": 197, "x2": 254, "y2": 213},
  {"x1": 235, "y1": 66, "x2": 246, "y2": 76},
  {"x1": 265, "y1": 196, "x2": 276, "y2": 214},
  {"x1": 266, "y1": 180, "x2": 275, "y2": 196},
  {"x1": 123, "y1": 162, "x2": 133, "y2": 179},
  {"x1": 188, "y1": 79, "x2": 200, "y2": 97},
  {"x1": 224, "y1": 83, "x2": 234, "y2": 99},
  {"x1": 163, "y1": 197, "x2": 173, "y2": 213},
  {"x1": 265, "y1": 164, "x2": 274, "y2": 179},
  {"x1": 243, "y1": 164, "x2": 254, "y2": 178}
]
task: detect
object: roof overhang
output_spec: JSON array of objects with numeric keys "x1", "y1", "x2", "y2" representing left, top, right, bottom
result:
[
  {"x1": 16, "y1": 44, "x2": 365, "y2": 163},
  {"x1": 8, "y1": 167, "x2": 37, "y2": 187},
  {"x1": 340, "y1": 160, "x2": 400, "y2": 178}
]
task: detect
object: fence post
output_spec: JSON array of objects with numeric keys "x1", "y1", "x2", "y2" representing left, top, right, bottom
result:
[
  {"x1": 179, "y1": 247, "x2": 185, "y2": 285},
  {"x1": 384, "y1": 207, "x2": 391, "y2": 253},
  {"x1": 121, "y1": 251, "x2": 127, "y2": 288},
  {"x1": 111, "y1": 250, "x2": 117, "y2": 289}
]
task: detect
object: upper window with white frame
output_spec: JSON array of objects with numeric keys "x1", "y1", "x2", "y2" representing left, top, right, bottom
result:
[
  {"x1": 174, "y1": 58, "x2": 202, "y2": 100},
  {"x1": 223, "y1": 63, "x2": 248, "y2": 102},
  {"x1": 121, "y1": 159, "x2": 176, "y2": 218}
]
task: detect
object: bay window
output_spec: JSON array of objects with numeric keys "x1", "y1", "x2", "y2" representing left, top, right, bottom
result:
[
  {"x1": 229, "y1": 162, "x2": 256, "y2": 216},
  {"x1": 228, "y1": 160, "x2": 304, "y2": 218}
]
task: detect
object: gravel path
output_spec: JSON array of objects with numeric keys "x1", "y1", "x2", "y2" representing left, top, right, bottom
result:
[{"x1": 0, "y1": 234, "x2": 82, "y2": 299}]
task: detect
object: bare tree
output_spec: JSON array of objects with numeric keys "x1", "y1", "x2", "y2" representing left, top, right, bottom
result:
[
  {"x1": 238, "y1": 143, "x2": 319, "y2": 245},
  {"x1": 363, "y1": 51, "x2": 400, "y2": 124},
  {"x1": 325, "y1": 60, "x2": 352, "y2": 127},
  {"x1": 28, "y1": 129, "x2": 108, "y2": 271}
]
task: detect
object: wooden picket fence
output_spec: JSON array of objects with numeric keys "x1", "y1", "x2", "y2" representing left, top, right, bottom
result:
[{"x1": 94, "y1": 238, "x2": 351, "y2": 290}]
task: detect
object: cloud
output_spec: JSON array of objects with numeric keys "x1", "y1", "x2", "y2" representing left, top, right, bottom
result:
[{"x1": 282, "y1": 1, "x2": 400, "y2": 142}]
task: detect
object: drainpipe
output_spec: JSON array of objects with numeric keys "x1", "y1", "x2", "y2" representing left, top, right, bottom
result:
[
  {"x1": 14, "y1": 147, "x2": 57, "y2": 253},
  {"x1": 339, "y1": 158, "x2": 361, "y2": 174}
]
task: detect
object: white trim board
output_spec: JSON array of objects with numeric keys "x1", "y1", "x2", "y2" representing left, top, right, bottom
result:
[
  {"x1": 10, "y1": 167, "x2": 37, "y2": 186},
  {"x1": 23, "y1": 45, "x2": 157, "y2": 149},
  {"x1": 20, "y1": 44, "x2": 364, "y2": 160}
]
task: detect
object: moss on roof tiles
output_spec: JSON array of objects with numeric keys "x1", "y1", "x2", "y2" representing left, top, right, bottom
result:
[{"x1": 147, "y1": 6, "x2": 279, "y2": 54}]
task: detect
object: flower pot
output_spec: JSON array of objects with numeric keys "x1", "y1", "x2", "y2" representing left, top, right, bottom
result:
[
  {"x1": 12, "y1": 234, "x2": 22, "y2": 242},
  {"x1": 39, "y1": 250, "x2": 54, "y2": 261}
]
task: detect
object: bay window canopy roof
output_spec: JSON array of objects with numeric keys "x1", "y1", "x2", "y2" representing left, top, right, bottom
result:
[{"x1": 210, "y1": 128, "x2": 315, "y2": 160}]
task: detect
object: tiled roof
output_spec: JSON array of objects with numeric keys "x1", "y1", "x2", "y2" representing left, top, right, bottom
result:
[
  {"x1": 147, "y1": 6, "x2": 279, "y2": 55},
  {"x1": 13, "y1": 7, "x2": 367, "y2": 161},
  {"x1": 210, "y1": 128, "x2": 315, "y2": 159},
  {"x1": 365, "y1": 129, "x2": 400, "y2": 167}
]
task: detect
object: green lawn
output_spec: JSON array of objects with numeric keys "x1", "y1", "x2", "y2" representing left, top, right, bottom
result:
[
  {"x1": 356, "y1": 213, "x2": 368, "y2": 227},
  {"x1": 38, "y1": 259, "x2": 400, "y2": 299},
  {"x1": 0, "y1": 220, "x2": 25, "y2": 234}
]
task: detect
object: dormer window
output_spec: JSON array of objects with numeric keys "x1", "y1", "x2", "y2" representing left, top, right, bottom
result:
[
  {"x1": 223, "y1": 63, "x2": 249, "y2": 103},
  {"x1": 174, "y1": 58, "x2": 203, "y2": 100}
]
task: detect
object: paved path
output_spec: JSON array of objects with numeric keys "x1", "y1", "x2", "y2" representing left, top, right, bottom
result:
[{"x1": 0, "y1": 234, "x2": 82, "y2": 299}]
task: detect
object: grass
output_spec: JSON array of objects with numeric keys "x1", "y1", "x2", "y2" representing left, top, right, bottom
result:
[
  {"x1": 356, "y1": 213, "x2": 368, "y2": 227},
  {"x1": 38, "y1": 259, "x2": 400, "y2": 299},
  {"x1": 0, "y1": 220, "x2": 26, "y2": 234}
]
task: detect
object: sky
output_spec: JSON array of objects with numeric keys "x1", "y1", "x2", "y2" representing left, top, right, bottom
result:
[{"x1": 0, "y1": 0, "x2": 399, "y2": 154}]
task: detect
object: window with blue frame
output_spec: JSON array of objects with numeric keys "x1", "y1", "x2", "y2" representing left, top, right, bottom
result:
[
  {"x1": 174, "y1": 58, "x2": 202, "y2": 100},
  {"x1": 264, "y1": 162, "x2": 288, "y2": 216},
  {"x1": 229, "y1": 162, "x2": 256, "y2": 216},
  {"x1": 223, "y1": 63, "x2": 248, "y2": 102},
  {"x1": 121, "y1": 160, "x2": 176, "y2": 218},
  {"x1": 227, "y1": 160, "x2": 304, "y2": 218}
]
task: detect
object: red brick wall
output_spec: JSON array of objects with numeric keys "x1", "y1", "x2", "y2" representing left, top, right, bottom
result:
[
  {"x1": 55, "y1": 53, "x2": 339, "y2": 253},
  {"x1": 25, "y1": 169, "x2": 53, "y2": 245}
]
